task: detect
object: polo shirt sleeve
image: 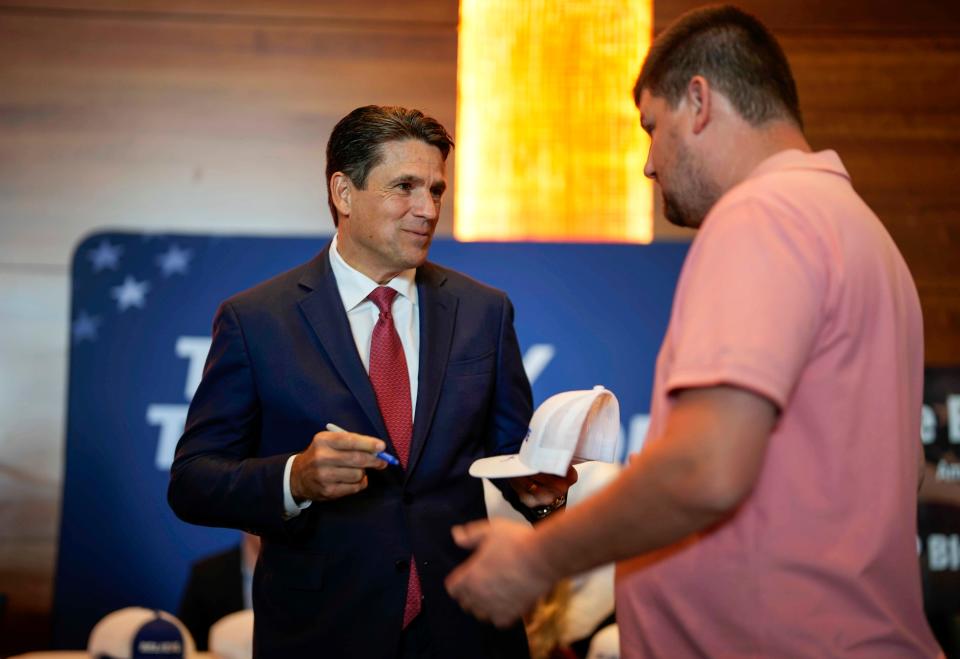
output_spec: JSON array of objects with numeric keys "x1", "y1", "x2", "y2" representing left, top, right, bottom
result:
[{"x1": 665, "y1": 197, "x2": 829, "y2": 411}]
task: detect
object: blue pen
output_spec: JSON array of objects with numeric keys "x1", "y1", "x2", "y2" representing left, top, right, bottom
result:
[{"x1": 325, "y1": 423, "x2": 400, "y2": 466}]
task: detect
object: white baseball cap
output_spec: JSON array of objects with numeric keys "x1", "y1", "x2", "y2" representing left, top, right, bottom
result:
[
  {"x1": 209, "y1": 609, "x2": 253, "y2": 659},
  {"x1": 469, "y1": 385, "x2": 619, "y2": 478},
  {"x1": 87, "y1": 607, "x2": 196, "y2": 659}
]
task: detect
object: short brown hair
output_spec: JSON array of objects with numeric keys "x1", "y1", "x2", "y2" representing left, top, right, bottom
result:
[
  {"x1": 325, "y1": 105, "x2": 454, "y2": 226},
  {"x1": 634, "y1": 5, "x2": 802, "y2": 128}
]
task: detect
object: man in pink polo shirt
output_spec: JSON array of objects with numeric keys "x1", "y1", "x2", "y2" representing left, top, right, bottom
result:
[{"x1": 446, "y1": 5, "x2": 943, "y2": 657}]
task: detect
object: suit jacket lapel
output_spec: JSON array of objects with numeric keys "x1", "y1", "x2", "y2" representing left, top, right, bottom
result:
[
  {"x1": 296, "y1": 245, "x2": 390, "y2": 442},
  {"x1": 407, "y1": 263, "x2": 457, "y2": 480}
]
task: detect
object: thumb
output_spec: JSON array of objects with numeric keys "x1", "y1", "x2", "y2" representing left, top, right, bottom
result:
[{"x1": 451, "y1": 520, "x2": 491, "y2": 550}]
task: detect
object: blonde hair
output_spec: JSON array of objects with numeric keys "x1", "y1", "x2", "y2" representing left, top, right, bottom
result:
[{"x1": 525, "y1": 579, "x2": 573, "y2": 659}]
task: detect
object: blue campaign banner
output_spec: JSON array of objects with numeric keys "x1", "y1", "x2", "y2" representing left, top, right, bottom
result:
[
  {"x1": 54, "y1": 231, "x2": 688, "y2": 647},
  {"x1": 918, "y1": 367, "x2": 960, "y2": 655}
]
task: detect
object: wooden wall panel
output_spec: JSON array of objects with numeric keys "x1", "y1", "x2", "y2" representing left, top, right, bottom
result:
[
  {"x1": 0, "y1": 7, "x2": 459, "y2": 267},
  {"x1": 657, "y1": 0, "x2": 960, "y2": 33},
  {"x1": 0, "y1": 270, "x2": 67, "y2": 655},
  {"x1": 0, "y1": 0, "x2": 460, "y2": 23},
  {"x1": 793, "y1": 34, "x2": 960, "y2": 365},
  {"x1": 790, "y1": 33, "x2": 960, "y2": 343},
  {"x1": 654, "y1": 2, "x2": 960, "y2": 365}
]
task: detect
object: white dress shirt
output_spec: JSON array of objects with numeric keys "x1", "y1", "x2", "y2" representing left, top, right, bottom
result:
[{"x1": 283, "y1": 234, "x2": 420, "y2": 516}]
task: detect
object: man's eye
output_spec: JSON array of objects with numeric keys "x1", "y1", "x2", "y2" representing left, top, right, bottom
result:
[{"x1": 397, "y1": 182, "x2": 413, "y2": 191}]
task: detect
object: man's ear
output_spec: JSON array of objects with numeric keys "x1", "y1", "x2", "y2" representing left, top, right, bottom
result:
[
  {"x1": 687, "y1": 75, "x2": 712, "y2": 135},
  {"x1": 330, "y1": 172, "x2": 353, "y2": 218}
]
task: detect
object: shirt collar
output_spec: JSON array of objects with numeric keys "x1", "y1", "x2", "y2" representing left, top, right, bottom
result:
[
  {"x1": 328, "y1": 233, "x2": 417, "y2": 312},
  {"x1": 746, "y1": 148, "x2": 849, "y2": 183}
]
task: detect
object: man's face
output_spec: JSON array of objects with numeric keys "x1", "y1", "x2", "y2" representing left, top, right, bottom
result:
[
  {"x1": 638, "y1": 89, "x2": 718, "y2": 229},
  {"x1": 336, "y1": 139, "x2": 447, "y2": 283}
]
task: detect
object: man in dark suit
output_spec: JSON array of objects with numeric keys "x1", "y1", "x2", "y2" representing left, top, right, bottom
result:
[
  {"x1": 178, "y1": 532, "x2": 259, "y2": 651},
  {"x1": 168, "y1": 105, "x2": 574, "y2": 658}
]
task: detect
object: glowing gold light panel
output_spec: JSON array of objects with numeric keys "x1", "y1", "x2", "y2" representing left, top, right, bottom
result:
[{"x1": 455, "y1": 0, "x2": 653, "y2": 242}]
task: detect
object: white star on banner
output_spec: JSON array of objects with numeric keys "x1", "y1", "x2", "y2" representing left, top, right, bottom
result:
[
  {"x1": 111, "y1": 276, "x2": 150, "y2": 311},
  {"x1": 156, "y1": 244, "x2": 192, "y2": 277},
  {"x1": 87, "y1": 240, "x2": 123, "y2": 272},
  {"x1": 72, "y1": 310, "x2": 101, "y2": 343}
]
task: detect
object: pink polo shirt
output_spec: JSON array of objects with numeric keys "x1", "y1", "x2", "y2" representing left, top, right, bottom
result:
[{"x1": 616, "y1": 150, "x2": 942, "y2": 658}]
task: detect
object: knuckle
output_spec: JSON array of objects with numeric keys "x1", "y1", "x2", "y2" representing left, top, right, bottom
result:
[
  {"x1": 316, "y1": 434, "x2": 335, "y2": 449},
  {"x1": 318, "y1": 447, "x2": 338, "y2": 462}
]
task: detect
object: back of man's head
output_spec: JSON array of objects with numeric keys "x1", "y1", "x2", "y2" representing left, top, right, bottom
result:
[
  {"x1": 325, "y1": 105, "x2": 454, "y2": 226},
  {"x1": 633, "y1": 5, "x2": 802, "y2": 129}
]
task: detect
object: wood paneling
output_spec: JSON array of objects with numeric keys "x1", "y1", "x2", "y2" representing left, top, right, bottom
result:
[
  {"x1": 0, "y1": 0, "x2": 460, "y2": 24},
  {"x1": 0, "y1": 5, "x2": 459, "y2": 266},
  {"x1": 0, "y1": 269, "x2": 68, "y2": 655},
  {"x1": 793, "y1": 32, "x2": 960, "y2": 365},
  {"x1": 654, "y1": 4, "x2": 960, "y2": 365},
  {"x1": 657, "y1": 0, "x2": 960, "y2": 34},
  {"x1": 791, "y1": 32, "x2": 960, "y2": 360}
]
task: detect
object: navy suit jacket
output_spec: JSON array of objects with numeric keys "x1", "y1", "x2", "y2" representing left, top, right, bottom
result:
[
  {"x1": 178, "y1": 545, "x2": 244, "y2": 651},
  {"x1": 168, "y1": 244, "x2": 533, "y2": 658}
]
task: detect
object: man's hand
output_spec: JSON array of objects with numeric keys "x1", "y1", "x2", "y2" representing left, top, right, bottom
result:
[
  {"x1": 290, "y1": 429, "x2": 388, "y2": 502},
  {"x1": 508, "y1": 466, "x2": 578, "y2": 509},
  {"x1": 445, "y1": 518, "x2": 556, "y2": 627}
]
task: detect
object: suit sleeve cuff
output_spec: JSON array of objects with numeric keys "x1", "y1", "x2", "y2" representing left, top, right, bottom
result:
[{"x1": 283, "y1": 454, "x2": 312, "y2": 519}]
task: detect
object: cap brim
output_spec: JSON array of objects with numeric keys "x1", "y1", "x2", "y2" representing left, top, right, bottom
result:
[{"x1": 469, "y1": 454, "x2": 537, "y2": 478}]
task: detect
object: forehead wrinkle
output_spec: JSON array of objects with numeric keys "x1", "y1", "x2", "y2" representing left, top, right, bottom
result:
[{"x1": 369, "y1": 141, "x2": 447, "y2": 190}]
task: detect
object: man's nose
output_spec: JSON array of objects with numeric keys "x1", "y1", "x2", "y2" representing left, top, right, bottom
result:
[
  {"x1": 643, "y1": 154, "x2": 656, "y2": 181},
  {"x1": 413, "y1": 190, "x2": 440, "y2": 220}
]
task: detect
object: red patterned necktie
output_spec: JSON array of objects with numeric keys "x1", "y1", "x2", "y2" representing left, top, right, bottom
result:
[{"x1": 367, "y1": 286, "x2": 421, "y2": 627}]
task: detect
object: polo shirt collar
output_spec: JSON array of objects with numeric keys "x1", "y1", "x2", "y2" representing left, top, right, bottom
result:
[{"x1": 747, "y1": 148, "x2": 849, "y2": 182}]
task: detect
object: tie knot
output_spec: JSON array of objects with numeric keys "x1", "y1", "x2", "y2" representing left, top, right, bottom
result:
[{"x1": 368, "y1": 286, "x2": 398, "y2": 314}]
